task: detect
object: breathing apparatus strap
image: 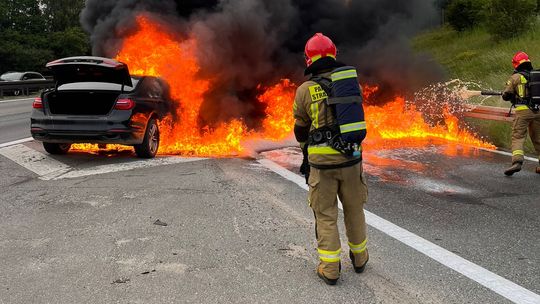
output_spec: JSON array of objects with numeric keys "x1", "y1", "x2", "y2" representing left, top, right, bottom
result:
[{"x1": 308, "y1": 126, "x2": 359, "y2": 157}]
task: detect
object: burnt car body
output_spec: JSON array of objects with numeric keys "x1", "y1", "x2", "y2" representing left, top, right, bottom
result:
[{"x1": 31, "y1": 56, "x2": 173, "y2": 158}]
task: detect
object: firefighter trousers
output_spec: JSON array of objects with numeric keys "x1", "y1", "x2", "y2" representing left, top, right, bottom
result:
[
  {"x1": 511, "y1": 109, "x2": 540, "y2": 164},
  {"x1": 308, "y1": 162, "x2": 368, "y2": 279}
]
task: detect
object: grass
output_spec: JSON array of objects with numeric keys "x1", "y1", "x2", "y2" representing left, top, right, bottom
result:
[
  {"x1": 414, "y1": 23, "x2": 540, "y2": 106},
  {"x1": 414, "y1": 24, "x2": 540, "y2": 154}
]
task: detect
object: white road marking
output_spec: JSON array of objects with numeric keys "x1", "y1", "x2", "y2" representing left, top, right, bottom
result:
[
  {"x1": 0, "y1": 144, "x2": 71, "y2": 179},
  {"x1": 52, "y1": 156, "x2": 205, "y2": 180},
  {"x1": 0, "y1": 97, "x2": 35, "y2": 104},
  {"x1": 258, "y1": 158, "x2": 540, "y2": 304},
  {"x1": 0, "y1": 137, "x2": 33, "y2": 149},
  {"x1": 0, "y1": 143, "x2": 205, "y2": 180},
  {"x1": 481, "y1": 148, "x2": 537, "y2": 162}
]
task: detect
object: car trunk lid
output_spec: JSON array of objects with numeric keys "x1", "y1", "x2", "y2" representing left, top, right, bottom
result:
[{"x1": 46, "y1": 56, "x2": 132, "y2": 87}]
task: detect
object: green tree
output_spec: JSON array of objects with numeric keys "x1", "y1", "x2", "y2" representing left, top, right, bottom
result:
[
  {"x1": 0, "y1": 0, "x2": 46, "y2": 33},
  {"x1": 40, "y1": 0, "x2": 85, "y2": 32},
  {"x1": 0, "y1": 0, "x2": 90, "y2": 73},
  {"x1": 49, "y1": 27, "x2": 90, "y2": 58},
  {"x1": 0, "y1": 29, "x2": 53, "y2": 73},
  {"x1": 446, "y1": 0, "x2": 487, "y2": 31},
  {"x1": 485, "y1": 0, "x2": 537, "y2": 40}
]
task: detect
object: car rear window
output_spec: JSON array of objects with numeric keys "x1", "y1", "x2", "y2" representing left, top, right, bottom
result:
[{"x1": 58, "y1": 78, "x2": 139, "y2": 92}]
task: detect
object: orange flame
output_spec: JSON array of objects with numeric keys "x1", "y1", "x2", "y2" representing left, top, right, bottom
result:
[
  {"x1": 73, "y1": 16, "x2": 493, "y2": 157},
  {"x1": 363, "y1": 86, "x2": 494, "y2": 150}
]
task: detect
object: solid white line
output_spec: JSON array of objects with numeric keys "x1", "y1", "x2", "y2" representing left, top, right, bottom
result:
[
  {"x1": 258, "y1": 158, "x2": 540, "y2": 304},
  {"x1": 0, "y1": 144, "x2": 71, "y2": 178},
  {"x1": 480, "y1": 148, "x2": 537, "y2": 162},
  {"x1": 0, "y1": 97, "x2": 34, "y2": 104},
  {"x1": 0, "y1": 137, "x2": 33, "y2": 149},
  {"x1": 51, "y1": 157, "x2": 206, "y2": 180}
]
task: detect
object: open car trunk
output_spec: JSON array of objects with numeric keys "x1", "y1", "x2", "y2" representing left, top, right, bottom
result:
[{"x1": 46, "y1": 91, "x2": 120, "y2": 115}]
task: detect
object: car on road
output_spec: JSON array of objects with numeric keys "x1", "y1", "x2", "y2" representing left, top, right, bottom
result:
[
  {"x1": 0, "y1": 71, "x2": 46, "y2": 96},
  {"x1": 31, "y1": 56, "x2": 173, "y2": 158}
]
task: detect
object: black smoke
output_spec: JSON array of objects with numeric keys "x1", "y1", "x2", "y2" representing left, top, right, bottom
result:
[{"x1": 81, "y1": 0, "x2": 446, "y2": 127}]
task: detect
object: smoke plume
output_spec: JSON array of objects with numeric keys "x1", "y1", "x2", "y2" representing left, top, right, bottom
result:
[{"x1": 81, "y1": 0, "x2": 445, "y2": 126}]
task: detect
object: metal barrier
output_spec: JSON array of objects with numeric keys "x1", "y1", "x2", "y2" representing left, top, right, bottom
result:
[
  {"x1": 0, "y1": 80, "x2": 55, "y2": 98},
  {"x1": 463, "y1": 104, "x2": 514, "y2": 122}
]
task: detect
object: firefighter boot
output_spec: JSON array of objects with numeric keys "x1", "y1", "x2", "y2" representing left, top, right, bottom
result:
[
  {"x1": 317, "y1": 263, "x2": 340, "y2": 286},
  {"x1": 350, "y1": 249, "x2": 369, "y2": 273},
  {"x1": 504, "y1": 162, "x2": 523, "y2": 176}
]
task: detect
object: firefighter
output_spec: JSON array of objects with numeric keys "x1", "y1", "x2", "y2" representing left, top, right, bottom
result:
[
  {"x1": 293, "y1": 33, "x2": 369, "y2": 285},
  {"x1": 502, "y1": 51, "x2": 540, "y2": 176}
]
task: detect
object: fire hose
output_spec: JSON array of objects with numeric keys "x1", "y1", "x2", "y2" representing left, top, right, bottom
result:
[
  {"x1": 480, "y1": 90, "x2": 503, "y2": 96},
  {"x1": 479, "y1": 90, "x2": 513, "y2": 117}
]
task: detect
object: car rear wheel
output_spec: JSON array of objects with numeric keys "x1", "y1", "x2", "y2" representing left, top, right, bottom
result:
[
  {"x1": 134, "y1": 118, "x2": 160, "y2": 159},
  {"x1": 43, "y1": 142, "x2": 71, "y2": 155}
]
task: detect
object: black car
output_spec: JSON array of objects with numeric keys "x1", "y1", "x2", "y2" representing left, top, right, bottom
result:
[
  {"x1": 0, "y1": 71, "x2": 46, "y2": 95},
  {"x1": 31, "y1": 56, "x2": 173, "y2": 158}
]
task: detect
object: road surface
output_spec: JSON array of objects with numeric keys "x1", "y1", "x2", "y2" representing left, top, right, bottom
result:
[{"x1": 0, "y1": 99, "x2": 538, "y2": 303}]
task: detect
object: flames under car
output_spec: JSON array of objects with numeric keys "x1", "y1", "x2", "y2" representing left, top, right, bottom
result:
[{"x1": 31, "y1": 56, "x2": 173, "y2": 158}]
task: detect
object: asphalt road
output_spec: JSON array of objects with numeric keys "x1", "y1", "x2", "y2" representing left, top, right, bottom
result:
[
  {"x1": 0, "y1": 101, "x2": 538, "y2": 304},
  {"x1": 0, "y1": 98, "x2": 33, "y2": 143}
]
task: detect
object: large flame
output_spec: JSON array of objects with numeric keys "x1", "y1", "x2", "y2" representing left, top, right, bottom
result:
[
  {"x1": 73, "y1": 16, "x2": 493, "y2": 156},
  {"x1": 363, "y1": 86, "x2": 493, "y2": 150}
]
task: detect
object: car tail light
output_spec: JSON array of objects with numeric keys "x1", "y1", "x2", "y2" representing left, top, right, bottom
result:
[
  {"x1": 33, "y1": 97, "x2": 43, "y2": 109},
  {"x1": 114, "y1": 98, "x2": 135, "y2": 110}
]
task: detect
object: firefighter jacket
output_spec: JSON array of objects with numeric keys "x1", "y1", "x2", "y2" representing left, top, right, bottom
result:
[
  {"x1": 503, "y1": 71, "x2": 530, "y2": 111},
  {"x1": 293, "y1": 58, "x2": 364, "y2": 169}
]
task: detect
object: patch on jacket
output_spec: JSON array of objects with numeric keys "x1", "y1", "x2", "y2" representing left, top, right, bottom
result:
[{"x1": 308, "y1": 85, "x2": 327, "y2": 102}]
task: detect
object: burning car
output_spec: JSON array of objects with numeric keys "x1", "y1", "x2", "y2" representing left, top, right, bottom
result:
[{"x1": 30, "y1": 56, "x2": 173, "y2": 158}]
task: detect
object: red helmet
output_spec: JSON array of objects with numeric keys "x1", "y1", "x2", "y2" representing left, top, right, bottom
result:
[
  {"x1": 512, "y1": 51, "x2": 531, "y2": 69},
  {"x1": 304, "y1": 33, "x2": 337, "y2": 67}
]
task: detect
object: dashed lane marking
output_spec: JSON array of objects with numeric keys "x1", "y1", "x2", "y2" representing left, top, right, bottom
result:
[
  {"x1": 258, "y1": 158, "x2": 540, "y2": 304},
  {"x1": 0, "y1": 143, "x2": 205, "y2": 180}
]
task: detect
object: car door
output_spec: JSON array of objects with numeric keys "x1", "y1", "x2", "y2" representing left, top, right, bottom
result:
[
  {"x1": 142, "y1": 78, "x2": 168, "y2": 117},
  {"x1": 155, "y1": 78, "x2": 173, "y2": 117}
]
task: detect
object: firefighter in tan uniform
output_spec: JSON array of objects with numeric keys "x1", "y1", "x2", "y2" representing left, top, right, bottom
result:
[
  {"x1": 293, "y1": 33, "x2": 369, "y2": 285},
  {"x1": 502, "y1": 51, "x2": 540, "y2": 176}
]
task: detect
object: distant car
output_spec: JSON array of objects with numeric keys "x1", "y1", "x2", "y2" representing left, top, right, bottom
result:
[
  {"x1": 0, "y1": 71, "x2": 46, "y2": 95},
  {"x1": 31, "y1": 56, "x2": 174, "y2": 158}
]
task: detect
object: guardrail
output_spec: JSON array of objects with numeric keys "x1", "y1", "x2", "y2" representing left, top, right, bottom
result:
[
  {"x1": 0, "y1": 80, "x2": 55, "y2": 98},
  {"x1": 463, "y1": 104, "x2": 514, "y2": 122}
]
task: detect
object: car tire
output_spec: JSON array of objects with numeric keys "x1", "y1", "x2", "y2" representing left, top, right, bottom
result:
[
  {"x1": 134, "y1": 118, "x2": 160, "y2": 159},
  {"x1": 43, "y1": 142, "x2": 71, "y2": 155}
]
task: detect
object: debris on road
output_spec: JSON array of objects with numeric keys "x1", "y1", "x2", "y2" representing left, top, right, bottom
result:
[
  {"x1": 112, "y1": 278, "x2": 130, "y2": 284},
  {"x1": 153, "y1": 219, "x2": 168, "y2": 226}
]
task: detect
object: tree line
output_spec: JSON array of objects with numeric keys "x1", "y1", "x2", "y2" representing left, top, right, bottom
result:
[
  {"x1": 441, "y1": 0, "x2": 539, "y2": 40},
  {"x1": 1, "y1": 0, "x2": 537, "y2": 74},
  {"x1": 0, "y1": 0, "x2": 89, "y2": 74}
]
